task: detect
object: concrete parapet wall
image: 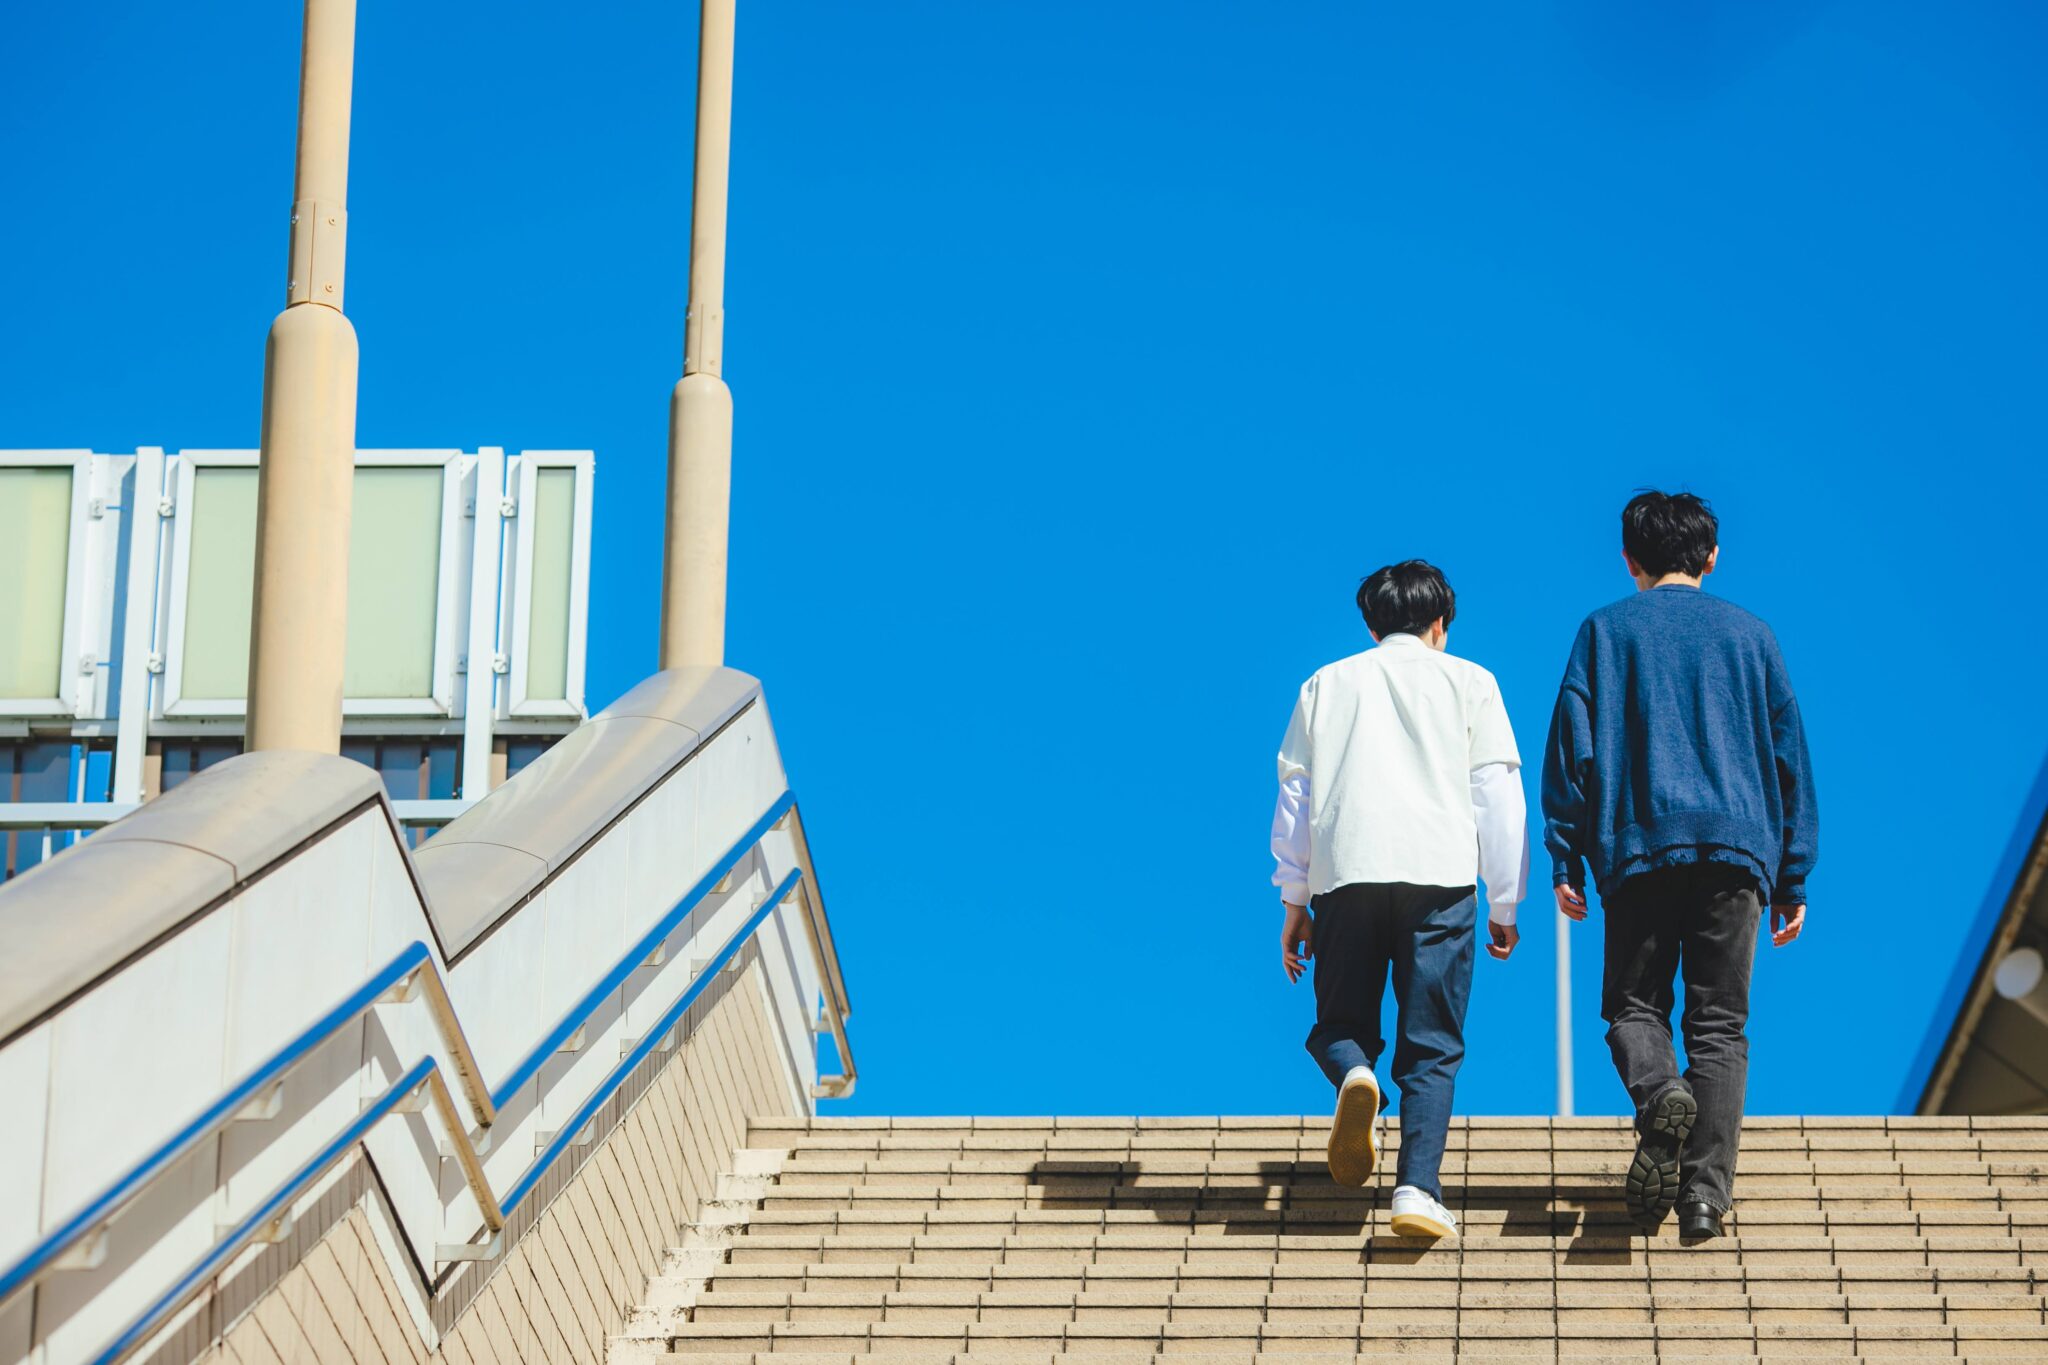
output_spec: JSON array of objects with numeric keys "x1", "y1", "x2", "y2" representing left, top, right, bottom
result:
[
  {"x1": 0, "y1": 667, "x2": 837, "y2": 1365},
  {"x1": 166, "y1": 955, "x2": 794, "y2": 1365}
]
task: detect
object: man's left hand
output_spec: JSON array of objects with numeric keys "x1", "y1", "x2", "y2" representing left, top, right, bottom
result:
[
  {"x1": 1770, "y1": 903, "x2": 1805, "y2": 947},
  {"x1": 1282, "y1": 902, "x2": 1314, "y2": 982}
]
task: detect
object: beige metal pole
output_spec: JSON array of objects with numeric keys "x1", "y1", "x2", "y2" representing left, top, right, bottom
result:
[
  {"x1": 659, "y1": 0, "x2": 737, "y2": 669},
  {"x1": 246, "y1": 0, "x2": 360, "y2": 753}
]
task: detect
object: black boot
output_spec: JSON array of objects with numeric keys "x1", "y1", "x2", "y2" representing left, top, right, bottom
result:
[
  {"x1": 1625, "y1": 1083, "x2": 1696, "y2": 1231},
  {"x1": 1677, "y1": 1201, "x2": 1724, "y2": 1241}
]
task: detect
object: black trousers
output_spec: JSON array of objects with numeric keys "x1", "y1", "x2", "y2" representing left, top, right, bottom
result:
[{"x1": 1601, "y1": 862, "x2": 1762, "y2": 1213}]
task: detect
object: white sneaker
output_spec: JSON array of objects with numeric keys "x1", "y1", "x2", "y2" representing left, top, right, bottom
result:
[
  {"x1": 1389, "y1": 1185, "x2": 1458, "y2": 1240},
  {"x1": 1326, "y1": 1066, "x2": 1381, "y2": 1187}
]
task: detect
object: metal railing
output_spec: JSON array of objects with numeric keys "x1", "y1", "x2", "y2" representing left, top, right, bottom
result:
[
  {"x1": 0, "y1": 787, "x2": 856, "y2": 1364},
  {"x1": 0, "y1": 800, "x2": 467, "y2": 836}
]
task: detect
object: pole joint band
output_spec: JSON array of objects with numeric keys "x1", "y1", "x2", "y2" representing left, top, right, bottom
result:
[
  {"x1": 287, "y1": 198, "x2": 348, "y2": 310},
  {"x1": 683, "y1": 303, "x2": 724, "y2": 378}
]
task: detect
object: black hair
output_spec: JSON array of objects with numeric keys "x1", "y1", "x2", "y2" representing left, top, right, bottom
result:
[
  {"x1": 1356, "y1": 560, "x2": 1457, "y2": 638},
  {"x1": 1621, "y1": 490, "x2": 1719, "y2": 578}
]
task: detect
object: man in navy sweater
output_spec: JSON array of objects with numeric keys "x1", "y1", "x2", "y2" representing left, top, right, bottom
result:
[{"x1": 1541, "y1": 491, "x2": 1817, "y2": 1241}]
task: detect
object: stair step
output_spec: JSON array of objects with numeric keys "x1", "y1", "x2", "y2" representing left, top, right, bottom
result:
[
  {"x1": 658, "y1": 1355, "x2": 2034, "y2": 1364},
  {"x1": 682, "y1": 1284, "x2": 2048, "y2": 1322},
  {"x1": 747, "y1": 1116, "x2": 2048, "y2": 1132},
  {"x1": 610, "y1": 1119, "x2": 2048, "y2": 1364},
  {"x1": 695, "y1": 1259, "x2": 2043, "y2": 1292},
  {"x1": 733, "y1": 1203, "x2": 2036, "y2": 1236},
  {"x1": 767, "y1": 1159, "x2": 2048, "y2": 1186},
  {"x1": 755, "y1": 1179, "x2": 2048, "y2": 1202},
  {"x1": 660, "y1": 1317, "x2": 2048, "y2": 1353},
  {"x1": 721, "y1": 1229, "x2": 2045, "y2": 1262}
]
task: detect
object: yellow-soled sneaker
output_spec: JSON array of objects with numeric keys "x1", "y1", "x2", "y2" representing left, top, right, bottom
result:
[
  {"x1": 1388, "y1": 1184, "x2": 1458, "y2": 1240},
  {"x1": 1326, "y1": 1066, "x2": 1382, "y2": 1187}
]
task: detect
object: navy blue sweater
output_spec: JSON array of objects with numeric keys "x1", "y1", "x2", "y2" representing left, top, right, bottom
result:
[{"x1": 1541, "y1": 585, "x2": 1817, "y2": 904}]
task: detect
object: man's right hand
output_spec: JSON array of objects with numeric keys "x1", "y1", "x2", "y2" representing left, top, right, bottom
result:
[
  {"x1": 1555, "y1": 883, "x2": 1588, "y2": 921},
  {"x1": 1282, "y1": 902, "x2": 1313, "y2": 982},
  {"x1": 1486, "y1": 920, "x2": 1519, "y2": 961}
]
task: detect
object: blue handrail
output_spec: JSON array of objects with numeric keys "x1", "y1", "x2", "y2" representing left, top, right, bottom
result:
[
  {"x1": 489, "y1": 790, "x2": 796, "y2": 1109},
  {"x1": 91, "y1": 869, "x2": 808, "y2": 1361},
  {"x1": 0, "y1": 942, "x2": 432, "y2": 1303},
  {"x1": 88, "y1": 1058, "x2": 439, "y2": 1365},
  {"x1": 500, "y1": 864, "x2": 801, "y2": 1214},
  {"x1": 5, "y1": 786, "x2": 837, "y2": 1363}
]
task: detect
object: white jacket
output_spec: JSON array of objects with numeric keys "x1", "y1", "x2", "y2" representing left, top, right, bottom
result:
[{"x1": 1272, "y1": 633, "x2": 1530, "y2": 924}]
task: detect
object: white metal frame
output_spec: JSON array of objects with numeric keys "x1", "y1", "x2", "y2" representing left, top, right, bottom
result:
[
  {"x1": 111, "y1": 449, "x2": 167, "y2": 802},
  {"x1": 159, "y1": 449, "x2": 256, "y2": 719},
  {"x1": 503, "y1": 451, "x2": 593, "y2": 719},
  {"x1": 0, "y1": 451, "x2": 93, "y2": 719},
  {"x1": 159, "y1": 451, "x2": 467, "y2": 719},
  {"x1": 459, "y1": 449, "x2": 507, "y2": 796}
]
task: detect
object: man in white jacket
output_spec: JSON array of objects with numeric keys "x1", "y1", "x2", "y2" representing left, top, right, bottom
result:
[{"x1": 1273, "y1": 560, "x2": 1529, "y2": 1240}]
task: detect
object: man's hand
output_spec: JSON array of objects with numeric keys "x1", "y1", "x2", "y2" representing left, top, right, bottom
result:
[
  {"x1": 1555, "y1": 883, "x2": 1588, "y2": 921},
  {"x1": 1486, "y1": 920, "x2": 1519, "y2": 961},
  {"x1": 1282, "y1": 902, "x2": 1313, "y2": 982},
  {"x1": 1770, "y1": 903, "x2": 1805, "y2": 947}
]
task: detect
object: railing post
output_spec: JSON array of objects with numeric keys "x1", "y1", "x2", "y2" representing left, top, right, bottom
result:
[
  {"x1": 659, "y1": 0, "x2": 737, "y2": 670},
  {"x1": 246, "y1": 0, "x2": 359, "y2": 753}
]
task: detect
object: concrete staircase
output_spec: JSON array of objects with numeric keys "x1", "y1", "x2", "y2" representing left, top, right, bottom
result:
[{"x1": 613, "y1": 1115, "x2": 2048, "y2": 1362}]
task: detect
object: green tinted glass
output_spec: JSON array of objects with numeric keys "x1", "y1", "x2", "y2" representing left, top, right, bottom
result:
[
  {"x1": 178, "y1": 462, "x2": 446, "y2": 705},
  {"x1": 344, "y1": 467, "x2": 443, "y2": 699},
  {"x1": 0, "y1": 466, "x2": 74, "y2": 700},
  {"x1": 525, "y1": 468, "x2": 575, "y2": 701},
  {"x1": 179, "y1": 466, "x2": 258, "y2": 700}
]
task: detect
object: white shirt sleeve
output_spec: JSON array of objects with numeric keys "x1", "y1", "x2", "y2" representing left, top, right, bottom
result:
[
  {"x1": 1273, "y1": 688, "x2": 1313, "y2": 907},
  {"x1": 1471, "y1": 761, "x2": 1529, "y2": 925},
  {"x1": 1272, "y1": 771, "x2": 1311, "y2": 908}
]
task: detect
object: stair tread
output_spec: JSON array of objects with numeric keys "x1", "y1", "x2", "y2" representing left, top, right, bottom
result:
[{"x1": 616, "y1": 1118, "x2": 2048, "y2": 1359}]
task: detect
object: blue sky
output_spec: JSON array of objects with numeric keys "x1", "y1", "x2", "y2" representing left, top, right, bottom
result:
[{"x1": 5, "y1": 2, "x2": 2046, "y2": 1119}]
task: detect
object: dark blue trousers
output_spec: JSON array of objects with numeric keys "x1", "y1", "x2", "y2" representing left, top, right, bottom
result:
[{"x1": 1306, "y1": 882, "x2": 1477, "y2": 1200}]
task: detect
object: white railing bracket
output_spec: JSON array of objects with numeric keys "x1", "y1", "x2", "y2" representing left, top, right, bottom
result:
[
  {"x1": 440, "y1": 1125, "x2": 494, "y2": 1160},
  {"x1": 220, "y1": 1210, "x2": 294, "y2": 1246},
  {"x1": 379, "y1": 968, "x2": 425, "y2": 1005},
  {"x1": 233, "y1": 1080, "x2": 286, "y2": 1123},
  {"x1": 50, "y1": 1225, "x2": 109, "y2": 1273},
  {"x1": 533, "y1": 1120, "x2": 596, "y2": 1155},
  {"x1": 435, "y1": 1231, "x2": 504, "y2": 1266}
]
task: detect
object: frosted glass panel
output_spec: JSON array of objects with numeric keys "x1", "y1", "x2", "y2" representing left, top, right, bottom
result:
[
  {"x1": 525, "y1": 468, "x2": 574, "y2": 701},
  {"x1": 179, "y1": 466, "x2": 258, "y2": 700},
  {"x1": 0, "y1": 467, "x2": 74, "y2": 700},
  {"x1": 176, "y1": 462, "x2": 445, "y2": 706},
  {"x1": 344, "y1": 467, "x2": 442, "y2": 699}
]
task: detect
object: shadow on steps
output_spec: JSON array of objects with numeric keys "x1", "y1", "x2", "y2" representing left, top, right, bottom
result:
[{"x1": 1027, "y1": 1158, "x2": 1653, "y2": 1263}]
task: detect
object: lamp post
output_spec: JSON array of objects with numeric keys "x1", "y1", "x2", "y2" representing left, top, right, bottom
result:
[
  {"x1": 246, "y1": 0, "x2": 360, "y2": 752},
  {"x1": 660, "y1": 0, "x2": 738, "y2": 669},
  {"x1": 1557, "y1": 905, "x2": 1575, "y2": 1117}
]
